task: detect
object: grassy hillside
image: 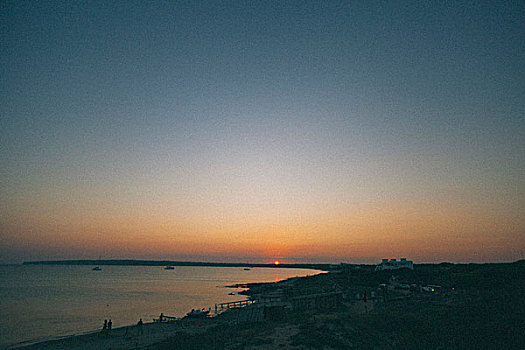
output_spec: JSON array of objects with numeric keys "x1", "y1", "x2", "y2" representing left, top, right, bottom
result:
[{"x1": 153, "y1": 261, "x2": 525, "y2": 349}]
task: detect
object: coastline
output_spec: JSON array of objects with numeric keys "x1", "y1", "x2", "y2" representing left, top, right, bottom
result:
[
  {"x1": 10, "y1": 271, "x2": 323, "y2": 350},
  {"x1": 2, "y1": 264, "x2": 321, "y2": 349},
  {"x1": 15, "y1": 320, "x2": 215, "y2": 350},
  {"x1": 11, "y1": 261, "x2": 525, "y2": 349}
]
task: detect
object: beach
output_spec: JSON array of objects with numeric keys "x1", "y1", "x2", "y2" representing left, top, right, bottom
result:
[
  {"x1": 16, "y1": 261, "x2": 525, "y2": 349},
  {"x1": 20, "y1": 320, "x2": 213, "y2": 350},
  {"x1": 1, "y1": 265, "x2": 319, "y2": 349},
  {"x1": 22, "y1": 261, "x2": 525, "y2": 350}
]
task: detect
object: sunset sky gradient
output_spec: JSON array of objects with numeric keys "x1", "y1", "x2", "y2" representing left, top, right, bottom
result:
[{"x1": 1, "y1": 1, "x2": 524, "y2": 264}]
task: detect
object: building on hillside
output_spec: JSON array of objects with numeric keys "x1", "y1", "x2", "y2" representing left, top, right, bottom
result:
[{"x1": 375, "y1": 258, "x2": 413, "y2": 271}]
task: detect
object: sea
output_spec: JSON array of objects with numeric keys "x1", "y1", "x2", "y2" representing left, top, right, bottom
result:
[{"x1": 0, "y1": 264, "x2": 320, "y2": 348}]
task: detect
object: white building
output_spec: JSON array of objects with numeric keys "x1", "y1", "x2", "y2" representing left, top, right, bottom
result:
[{"x1": 375, "y1": 258, "x2": 413, "y2": 271}]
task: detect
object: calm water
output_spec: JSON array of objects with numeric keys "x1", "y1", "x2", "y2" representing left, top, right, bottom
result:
[{"x1": 0, "y1": 265, "x2": 320, "y2": 348}]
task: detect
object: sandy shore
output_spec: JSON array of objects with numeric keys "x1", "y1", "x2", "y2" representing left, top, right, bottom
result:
[
  {"x1": 15, "y1": 274, "x2": 319, "y2": 349},
  {"x1": 17, "y1": 262, "x2": 524, "y2": 349},
  {"x1": 13, "y1": 272, "x2": 345, "y2": 350},
  {"x1": 19, "y1": 319, "x2": 214, "y2": 350}
]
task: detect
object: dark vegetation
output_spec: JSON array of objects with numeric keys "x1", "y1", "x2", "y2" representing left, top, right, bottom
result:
[
  {"x1": 153, "y1": 261, "x2": 524, "y2": 349},
  {"x1": 149, "y1": 322, "x2": 277, "y2": 350}
]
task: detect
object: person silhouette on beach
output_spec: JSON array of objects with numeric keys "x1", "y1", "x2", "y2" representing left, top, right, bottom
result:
[
  {"x1": 99, "y1": 319, "x2": 107, "y2": 337},
  {"x1": 137, "y1": 318, "x2": 143, "y2": 335},
  {"x1": 108, "y1": 319, "x2": 112, "y2": 331}
]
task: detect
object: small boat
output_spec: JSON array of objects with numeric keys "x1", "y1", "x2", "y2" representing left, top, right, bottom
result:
[
  {"x1": 92, "y1": 267, "x2": 102, "y2": 271},
  {"x1": 243, "y1": 268, "x2": 251, "y2": 271},
  {"x1": 186, "y1": 309, "x2": 209, "y2": 317},
  {"x1": 228, "y1": 292, "x2": 236, "y2": 295},
  {"x1": 164, "y1": 266, "x2": 175, "y2": 270}
]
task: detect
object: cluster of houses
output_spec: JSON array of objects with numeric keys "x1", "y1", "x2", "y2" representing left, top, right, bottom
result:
[
  {"x1": 375, "y1": 258, "x2": 414, "y2": 271},
  {"x1": 374, "y1": 259, "x2": 443, "y2": 294}
]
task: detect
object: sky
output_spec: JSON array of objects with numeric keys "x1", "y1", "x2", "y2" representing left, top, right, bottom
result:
[{"x1": 1, "y1": 0, "x2": 524, "y2": 264}]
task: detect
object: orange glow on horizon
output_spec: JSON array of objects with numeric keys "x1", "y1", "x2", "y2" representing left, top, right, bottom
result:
[{"x1": 3, "y1": 193, "x2": 522, "y2": 264}]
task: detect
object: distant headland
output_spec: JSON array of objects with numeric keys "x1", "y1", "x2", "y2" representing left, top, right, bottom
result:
[{"x1": 22, "y1": 259, "x2": 334, "y2": 270}]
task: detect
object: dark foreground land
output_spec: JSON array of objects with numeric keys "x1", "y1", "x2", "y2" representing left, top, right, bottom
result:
[
  {"x1": 24, "y1": 261, "x2": 524, "y2": 350},
  {"x1": 152, "y1": 261, "x2": 525, "y2": 350}
]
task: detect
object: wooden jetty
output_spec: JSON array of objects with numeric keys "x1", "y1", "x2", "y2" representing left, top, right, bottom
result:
[
  {"x1": 215, "y1": 299, "x2": 256, "y2": 313},
  {"x1": 215, "y1": 296, "x2": 285, "y2": 314}
]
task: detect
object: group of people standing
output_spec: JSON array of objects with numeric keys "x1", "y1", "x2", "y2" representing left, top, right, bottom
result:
[
  {"x1": 102, "y1": 319, "x2": 112, "y2": 331},
  {"x1": 100, "y1": 319, "x2": 112, "y2": 336}
]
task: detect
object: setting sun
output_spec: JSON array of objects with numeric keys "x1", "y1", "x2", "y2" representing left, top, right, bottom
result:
[{"x1": 274, "y1": 260, "x2": 280, "y2": 265}]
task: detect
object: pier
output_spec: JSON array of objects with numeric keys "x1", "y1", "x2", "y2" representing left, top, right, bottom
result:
[
  {"x1": 215, "y1": 299, "x2": 256, "y2": 313},
  {"x1": 215, "y1": 296, "x2": 285, "y2": 314}
]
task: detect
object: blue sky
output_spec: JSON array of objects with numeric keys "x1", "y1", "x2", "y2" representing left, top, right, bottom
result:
[{"x1": 1, "y1": 1, "x2": 524, "y2": 263}]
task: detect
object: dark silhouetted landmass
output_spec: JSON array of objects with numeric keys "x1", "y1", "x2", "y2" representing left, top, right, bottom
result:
[
  {"x1": 154, "y1": 260, "x2": 525, "y2": 349},
  {"x1": 21, "y1": 260, "x2": 525, "y2": 349},
  {"x1": 22, "y1": 259, "x2": 332, "y2": 270}
]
